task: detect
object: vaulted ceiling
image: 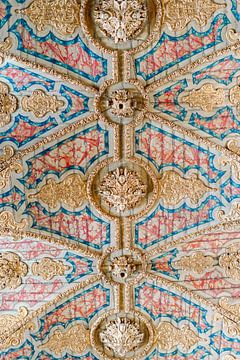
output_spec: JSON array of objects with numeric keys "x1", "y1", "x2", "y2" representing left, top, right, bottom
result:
[{"x1": 0, "y1": 0, "x2": 240, "y2": 359}]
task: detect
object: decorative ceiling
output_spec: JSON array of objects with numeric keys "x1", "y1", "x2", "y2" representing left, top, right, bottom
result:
[{"x1": 0, "y1": 0, "x2": 240, "y2": 359}]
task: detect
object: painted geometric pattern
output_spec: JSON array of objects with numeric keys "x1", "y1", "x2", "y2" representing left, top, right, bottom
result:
[{"x1": 0, "y1": 1, "x2": 240, "y2": 360}]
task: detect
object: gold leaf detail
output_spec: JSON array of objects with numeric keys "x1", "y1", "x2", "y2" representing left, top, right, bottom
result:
[
  {"x1": 164, "y1": 0, "x2": 224, "y2": 31},
  {"x1": 0, "y1": 81, "x2": 17, "y2": 126},
  {"x1": 29, "y1": 174, "x2": 86, "y2": 209},
  {"x1": 174, "y1": 251, "x2": 215, "y2": 274},
  {"x1": 219, "y1": 244, "x2": 240, "y2": 280},
  {"x1": 226, "y1": 138, "x2": 240, "y2": 156},
  {"x1": 0, "y1": 307, "x2": 34, "y2": 351},
  {"x1": 157, "y1": 322, "x2": 200, "y2": 352},
  {"x1": 159, "y1": 170, "x2": 213, "y2": 206},
  {"x1": 0, "y1": 211, "x2": 28, "y2": 240},
  {"x1": 181, "y1": 83, "x2": 225, "y2": 112},
  {"x1": 17, "y1": 0, "x2": 80, "y2": 36},
  {"x1": 0, "y1": 37, "x2": 13, "y2": 64},
  {"x1": 93, "y1": 0, "x2": 147, "y2": 43},
  {"x1": 99, "y1": 167, "x2": 147, "y2": 212},
  {"x1": 217, "y1": 203, "x2": 240, "y2": 222},
  {"x1": 39, "y1": 323, "x2": 90, "y2": 356},
  {"x1": 0, "y1": 146, "x2": 23, "y2": 190},
  {"x1": 108, "y1": 90, "x2": 137, "y2": 117},
  {"x1": 21, "y1": 90, "x2": 64, "y2": 118},
  {"x1": 230, "y1": 84, "x2": 240, "y2": 108},
  {"x1": 32, "y1": 257, "x2": 70, "y2": 281},
  {"x1": 0, "y1": 252, "x2": 28, "y2": 290},
  {"x1": 219, "y1": 298, "x2": 240, "y2": 336},
  {"x1": 110, "y1": 255, "x2": 137, "y2": 280}
]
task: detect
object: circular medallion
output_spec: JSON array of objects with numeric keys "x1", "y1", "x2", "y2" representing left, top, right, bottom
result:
[{"x1": 90, "y1": 310, "x2": 154, "y2": 359}]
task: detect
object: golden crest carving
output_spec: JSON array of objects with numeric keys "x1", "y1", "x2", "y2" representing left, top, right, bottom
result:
[
  {"x1": 93, "y1": 0, "x2": 147, "y2": 43},
  {"x1": 0, "y1": 211, "x2": 28, "y2": 240},
  {"x1": 39, "y1": 323, "x2": 90, "y2": 356},
  {"x1": 99, "y1": 317, "x2": 144, "y2": 357},
  {"x1": 17, "y1": 0, "x2": 81, "y2": 36},
  {"x1": 108, "y1": 90, "x2": 137, "y2": 117},
  {"x1": 0, "y1": 307, "x2": 34, "y2": 351},
  {"x1": 0, "y1": 81, "x2": 17, "y2": 127},
  {"x1": 110, "y1": 255, "x2": 137, "y2": 280},
  {"x1": 29, "y1": 174, "x2": 86, "y2": 209},
  {"x1": 181, "y1": 83, "x2": 225, "y2": 111},
  {"x1": 157, "y1": 322, "x2": 200, "y2": 352},
  {"x1": 0, "y1": 145, "x2": 23, "y2": 190},
  {"x1": 164, "y1": 0, "x2": 224, "y2": 31},
  {"x1": 32, "y1": 257, "x2": 70, "y2": 281},
  {"x1": 22, "y1": 90, "x2": 64, "y2": 118},
  {"x1": 99, "y1": 167, "x2": 147, "y2": 212},
  {"x1": 175, "y1": 251, "x2": 215, "y2": 274},
  {"x1": 0, "y1": 252, "x2": 28, "y2": 290},
  {"x1": 159, "y1": 170, "x2": 212, "y2": 206},
  {"x1": 219, "y1": 244, "x2": 240, "y2": 280}
]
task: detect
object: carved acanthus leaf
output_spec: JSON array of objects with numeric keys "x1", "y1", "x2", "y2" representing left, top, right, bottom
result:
[
  {"x1": 22, "y1": 90, "x2": 64, "y2": 118},
  {"x1": 0, "y1": 146, "x2": 23, "y2": 190},
  {"x1": 0, "y1": 252, "x2": 28, "y2": 290},
  {"x1": 39, "y1": 323, "x2": 90, "y2": 356},
  {"x1": 0, "y1": 307, "x2": 34, "y2": 351},
  {"x1": 157, "y1": 322, "x2": 200, "y2": 352},
  {"x1": 32, "y1": 258, "x2": 70, "y2": 281},
  {"x1": 29, "y1": 174, "x2": 86, "y2": 209},
  {"x1": 17, "y1": 0, "x2": 81, "y2": 35},
  {"x1": 174, "y1": 251, "x2": 215, "y2": 274},
  {"x1": 0, "y1": 81, "x2": 18, "y2": 126},
  {"x1": 164, "y1": 0, "x2": 224, "y2": 31},
  {"x1": 0, "y1": 211, "x2": 28, "y2": 240},
  {"x1": 181, "y1": 83, "x2": 225, "y2": 111},
  {"x1": 159, "y1": 170, "x2": 213, "y2": 206},
  {"x1": 219, "y1": 244, "x2": 240, "y2": 280}
]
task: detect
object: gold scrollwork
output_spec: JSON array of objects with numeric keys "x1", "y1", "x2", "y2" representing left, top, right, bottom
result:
[
  {"x1": 0, "y1": 81, "x2": 18, "y2": 127},
  {"x1": 0, "y1": 252, "x2": 28, "y2": 290},
  {"x1": 219, "y1": 298, "x2": 240, "y2": 336},
  {"x1": 0, "y1": 146, "x2": 23, "y2": 190},
  {"x1": 174, "y1": 251, "x2": 215, "y2": 274},
  {"x1": 31, "y1": 257, "x2": 70, "y2": 281},
  {"x1": 219, "y1": 244, "x2": 240, "y2": 280},
  {"x1": 22, "y1": 90, "x2": 64, "y2": 118},
  {"x1": 0, "y1": 211, "x2": 28, "y2": 240}
]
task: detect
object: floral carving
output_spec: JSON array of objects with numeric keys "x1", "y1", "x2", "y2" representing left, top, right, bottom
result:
[
  {"x1": 164, "y1": 0, "x2": 224, "y2": 31},
  {"x1": 175, "y1": 251, "x2": 215, "y2": 274},
  {"x1": 99, "y1": 317, "x2": 144, "y2": 357},
  {"x1": 110, "y1": 255, "x2": 137, "y2": 280},
  {"x1": 93, "y1": 0, "x2": 147, "y2": 43},
  {"x1": 0, "y1": 252, "x2": 28, "y2": 290},
  {"x1": 17, "y1": 0, "x2": 80, "y2": 35},
  {"x1": 21, "y1": 90, "x2": 64, "y2": 118},
  {"x1": 99, "y1": 167, "x2": 147, "y2": 212},
  {"x1": 29, "y1": 174, "x2": 86, "y2": 209},
  {"x1": 159, "y1": 170, "x2": 212, "y2": 206},
  {"x1": 32, "y1": 257, "x2": 70, "y2": 281},
  {"x1": 181, "y1": 83, "x2": 225, "y2": 111},
  {"x1": 0, "y1": 211, "x2": 28, "y2": 240},
  {"x1": 0, "y1": 81, "x2": 17, "y2": 127},
  {"x1": 219, "y1": 244, "x2": 240, "y2": 280},
  {"x1": 157, "y1": 322, "x2": 200, "y2": 352},
  {"x1": 39, "y1": 323, "x2": 90, "y2": 356},
  {"x1": 0, "y1": 307, "x2": 34, "y2": 351},
  {"x1": 108, "y1": 90, "x2": 137, "y2": 117},
  {"x1": 0, "y1": 146, "x2": 23, "y2": 190}
]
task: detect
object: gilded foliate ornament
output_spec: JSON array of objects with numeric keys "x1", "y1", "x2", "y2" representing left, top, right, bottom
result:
[
  {"x1": 108, "y1": 90, "x2": 137, "y2": 117},
  {"x1": 17, "y1": 0, "x2": 80, "y2": 36},
  {"x1": 0, "y1": 81, "x2": 17, "y2": 127},
  {"x1": 22, "y1": 90, "x2": 64, "y2": 118},
  {"x1": 93, "y1": 0, "x2": 147, "y2": 43},
  {"x1": 219, "y1": 244, "x2": 240, "y2": 280},
  {"x1": 39, "y1": 323, "x2": 90, "y2": 356},
  {"x1": 29, "y1": 174, "x2": 86, "y2": 209},
  {"x1": 32, "y1": 257, "x2": 70, "y2": 281},
  {"x1": 99, "y1": 167, "x2": 147, "y2": 212},
  {"x1": 110, "y1": 255, "x2": 136, "y2": 280},
  {"x1": 0, "y1": 146, "x2": 23, "y2": 190},
  {"x1": 99, "y1": 317, "x2": 144, "y2": 357},
  {"x1": 219, "y1": 298, "x2": 240, "y2": 336},
  {"x1": 175, "y1": 251, "x2": 215, "y2": 274},
  {"x1": 0, "y1": 211, "x2": 28, "y2": 240},
  {"x1": 0, "y1": 252, "x2": 28, "y2": 290}
]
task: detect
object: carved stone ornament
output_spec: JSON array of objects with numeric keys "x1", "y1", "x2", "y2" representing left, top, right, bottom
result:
[
  {"x1": 159, "y1": 170, "x2": 212, "y2": 206},
  {"x1": 110, "y1": 255, "x2": 137, "y2": 280},
  {"x1": 99, "y1": 167, "x2": 147, "y2": 212},
  {"x1": 0, "y1": 307, "x2": 34, "y2": 351},
  {"x1": 0, "y1": 81, "x2": 17, "y2": 127},
  {"x1": 164, "y1": 0, "x2": 224, "y2": 31},
  {"x1": 32, "y1": 257, "x2": 70, "y2": 281},
  {"x1": 108, "y1": 90, "x2": 137, "y2": 117},
  {"x1": 22, "y1": 90, "x2": 64, "y2": 118},
  {"x1": 99, "y1": 316, "x2": 144, "y2": 357},
  {"x1": 39, "y1": 323, "x2": 90, "y2": 356},
  {"x1": 175, "y1": 251, "x2": 215, "y2": 274},
  {"x1": 0, "y1": 211, "x2": 28, "y2": 240},
  {"x1": 181, "y1": 83, "x2": 225, "y2": 111},
  {"x1": 0, "y1": 145, "x2": 23, "y2": 190},
  {"x1": 0, "y1": 252, "x2": 28, "y2": 290},
  {"x1": 219, "y1": 244, "x2": 240, "y2": 280},
  {"x1": 93, "y1": 0, "x2": 147, "y2": 43},
  {"x1": 29, "y1": 174, "x2": 86, "y2": 209},
  {"x1": 17, "y1": 0, "x2": 81, "y2": 35},
  {"x1": 157, "y1": 322, "x2": 200, "y2": 352}
]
